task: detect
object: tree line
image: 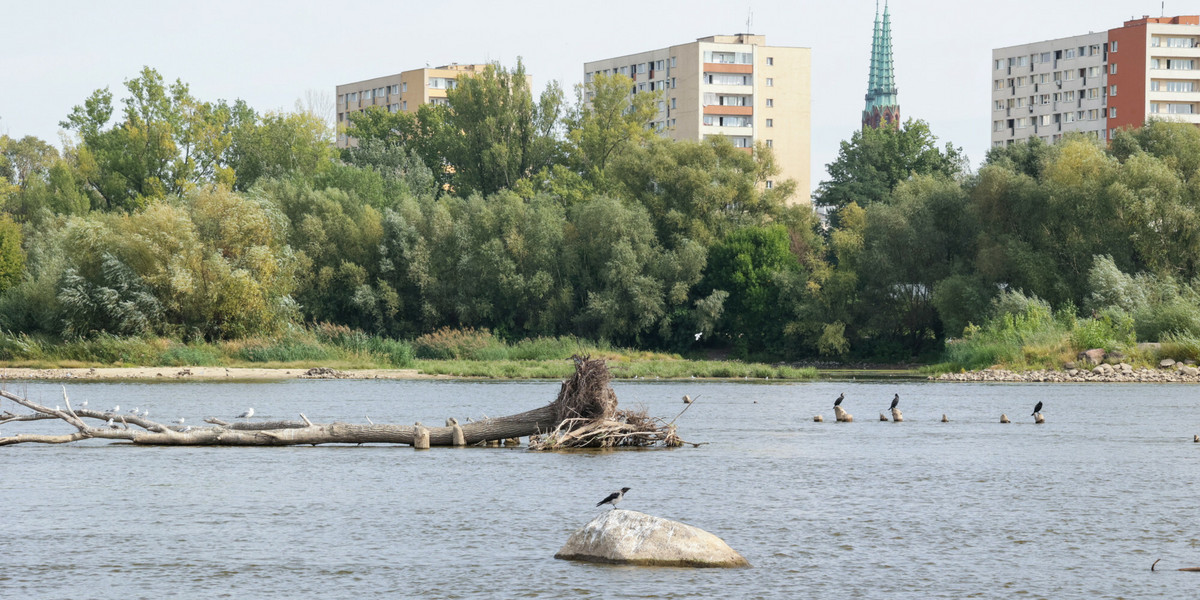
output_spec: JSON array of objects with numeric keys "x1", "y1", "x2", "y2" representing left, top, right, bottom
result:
[{"x1": 2, "y1": 64, "x2": 1199, "y2": 364}]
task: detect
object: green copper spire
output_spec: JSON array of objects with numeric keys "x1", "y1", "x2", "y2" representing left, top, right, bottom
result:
[{"x1": 863, "y1": 0, "x2": 900, "y2": 129}]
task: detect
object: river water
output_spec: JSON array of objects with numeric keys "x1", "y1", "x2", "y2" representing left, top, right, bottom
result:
[{"x1": 2, "y1": 379, "x2": 1198, "y2": 599}]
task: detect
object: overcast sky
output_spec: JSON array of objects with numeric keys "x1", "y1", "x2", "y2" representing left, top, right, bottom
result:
[{"x1": 1, "y1": 0, "x2": 1174, "y2": 192}]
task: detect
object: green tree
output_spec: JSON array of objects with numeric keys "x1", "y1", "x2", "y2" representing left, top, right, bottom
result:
[
  {"x1": 441, "y1": 60, "x2": 564, "y2": 196},
  {"x1": 60, "y1": 67, "x2": 234, "y2": 209},
  {"x1": 815, "y1": 119, "x2": 965, "y2": 215},
  {"x1": 703, "y1": 224, "x2": 799, "y2": 355},
  {"x1": 0, "y1": 213, "x2": 25, "y2": 292},
  {"x1": 610, "y1": 136, "x2": 791, "y2": 248},
  {"x1": 564, "y1": 73, "x2": 658, "y2": 183}
]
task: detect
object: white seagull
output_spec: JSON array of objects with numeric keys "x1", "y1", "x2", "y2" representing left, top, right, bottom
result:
[
  {"x1": 109, "y1": 405, "x2": 119, "y2": 414},
  {"x1": 694, "y1": 332, "x2": 702, "y2": 341},
  {"x1": 239, "y1": 408, "x2": 255, "y2": 419},
  {"x1": 176, "y1": 418, "x2": 185, "y2": 424},
  {"x1": 597, "y1": 487, "x2": 631, "y2": 510}
]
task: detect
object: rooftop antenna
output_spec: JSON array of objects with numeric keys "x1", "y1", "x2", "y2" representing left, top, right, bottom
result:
[{"x1": 745, "y1": 7, "x2": 753, "y2": 33}]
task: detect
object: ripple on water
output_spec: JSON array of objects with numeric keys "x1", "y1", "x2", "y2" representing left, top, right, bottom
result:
[{"x1": 2, "y1": 379, "x2": 1199, "y2": 598}]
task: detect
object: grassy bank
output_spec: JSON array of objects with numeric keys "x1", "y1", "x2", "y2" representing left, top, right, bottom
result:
[{"x1": 0, "y1": 326, "x2": 818, "y2": 380}]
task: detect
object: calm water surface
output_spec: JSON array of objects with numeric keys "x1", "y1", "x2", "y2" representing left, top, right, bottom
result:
[{"x1": 2, "y1": 379, "x2": 1199, "y2": 599}]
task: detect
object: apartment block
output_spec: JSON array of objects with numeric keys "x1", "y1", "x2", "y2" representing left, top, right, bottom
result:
[
  {"x1": 991, "y1": 15, "x2": 1200, "y2": 147},
  {"x1": 584, "y1": 34, "x2": 811, "y2": 205},
  {"x1": 335, "y1": 64, "x2": 490, "y2": 147}
]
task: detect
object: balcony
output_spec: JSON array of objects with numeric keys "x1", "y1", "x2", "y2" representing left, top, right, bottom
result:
[
  {"x1": 703, "y1": 62, "x2": 753, "y2": 74},
  {"x1": 704, "y1": 105, "x2": 753, "y2": 116}
]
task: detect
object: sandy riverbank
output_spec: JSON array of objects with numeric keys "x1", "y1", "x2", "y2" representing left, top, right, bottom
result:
[{"x1": 0, "y1": 366, "x2": 433, "y2": 381}]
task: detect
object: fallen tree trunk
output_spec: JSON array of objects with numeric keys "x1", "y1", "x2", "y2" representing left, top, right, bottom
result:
[{"x1": 0, "y1": 356, "x2": 696, "y2": 448}]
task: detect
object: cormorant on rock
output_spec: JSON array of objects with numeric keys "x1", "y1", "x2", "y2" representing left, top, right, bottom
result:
[
  {"x1": 834, "y1": 393, "x2": 844, "y2": 407},
  {"x1": 1031, "y1": 401, "x2": 1043, "y2": 416},
  {"x1": 597, "y1": 487, "x2": 630, "y2": 509},
  {"x1": 889, "y1": 394, "x2": 899, "y2": 410}
]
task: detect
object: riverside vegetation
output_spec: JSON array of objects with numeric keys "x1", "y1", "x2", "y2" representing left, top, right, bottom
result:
[{"x1": 2, "y1": 64, "x2": 1200, "y2": 375}]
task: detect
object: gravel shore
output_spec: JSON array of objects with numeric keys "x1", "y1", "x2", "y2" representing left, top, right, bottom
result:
[{"x1": 934, "y1": 362, "x2": 1200, "y2": 383}]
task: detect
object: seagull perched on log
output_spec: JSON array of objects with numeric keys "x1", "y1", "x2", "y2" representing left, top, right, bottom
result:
[
  {"x1": 1031, "y1": 401, "x2": 1043, "y2": 416},
  {"x1": 597, "y1": 487, "x2": 630, "y2": 510},
  {"x1": 239, "y1": 408, "x2": 255, "y2": 419},
  {"x1": 834, "y1": 393, "x2": 844, "y2": 407},
  {"x1": 889, "y1": 394, "x2": 900, "y2": 410}
]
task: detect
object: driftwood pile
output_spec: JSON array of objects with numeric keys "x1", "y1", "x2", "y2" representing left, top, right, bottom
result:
[
  {"x1": 528, "y1": 356, "x2": 693, "y2": 450},
  {"x1": 0, "y1": 356, "x2": 695, "y2": 450}
]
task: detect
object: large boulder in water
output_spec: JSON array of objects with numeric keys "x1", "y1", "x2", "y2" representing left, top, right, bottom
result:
[{"x1": 554, "y1": 509, "x2": 749, "y2": 568}]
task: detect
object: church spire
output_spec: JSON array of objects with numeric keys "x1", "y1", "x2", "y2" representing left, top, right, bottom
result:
[{"x1": 863, "y1": 1, "x2": 900, "y2": 129}]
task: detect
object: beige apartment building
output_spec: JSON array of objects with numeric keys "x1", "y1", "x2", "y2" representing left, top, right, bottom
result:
[
  {"x1": 335, "y1": 63, "x2": 490, "y2": 147},
  {"x1": 584, "y1": 34, "x2": 811, "y2": 204}
]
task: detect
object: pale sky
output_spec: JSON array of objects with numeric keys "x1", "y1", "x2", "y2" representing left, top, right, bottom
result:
[{"x1": 1, "y1": 0, "x2": 1173, "y2": 193}]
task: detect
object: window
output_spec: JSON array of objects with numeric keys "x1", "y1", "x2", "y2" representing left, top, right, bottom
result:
[
  {"x1": 765, "y1": 77, "x2": 774, "y2": 86},
  {"x1": 1041, "y1": 52, "x2": 1052, "y2": 63},
  {"x1": 1065, "y1": 48, "x2": 1076, "y2": 59},
  {"x1": 637, "y1": 63, "x2": 646, "y2": 74},
  {"x1": 1110, "y1": 64, "x2": 1117, "y2": 75},
  {"x1": 994, "y1": 79, "x2": 1005, "y2": 91},
  {"x1": 1111, "y1": 41, "x2": 1118, "y2": 52},
  {"x1": 1109, "y1": 107, "x2": 1116, "y2": 118},
  {"x1": 402, "y1": 101, "x2": 407, "y2": 110},
  {"x1": 766, "y1": 57, "x2": 774, "y2": 66},
  {"x1": 765, "y1": 180, "x2": 774, "y2": 189},
  {"x1": 995, "y1": 59, "x2": 1003, "y2": 70},
  {"x1": 656, "y1": 60, "x2": 664, "y2": 70},
  {"x1": 1151, "y1": 103, "x2": 1160, "y2": 114},
  {"x1": 670, "y1": 98, "x2": 677, "y2": 109},
  {"x1": 1110, "y1": 85, "x2": 1117, "y2": 96},
  {"x1": 766, "y1": 118, "x2": 773, "y2": 127},
  {"x1": 402, "y1": 82, "x2": 408, "y2": 92},
  {"x1": 1168, "y1": 103, "x2": 1195, "y2": 114},
  {"x1": 766, "y1": 98, "x2": 774, "y2": 107},
  {"x1": 1168, "y1": 37, "x2": 1197, "y2": 48},
  {"x1": 995, "y1": 100, "x2": 1005, "y2": 111},
  {"x1": 671, "y1": 56, "x2": 677, "y2": 68},
  {"x1": 765, "y1": 139, "x2": 773, "y2": 147},
  {"x1": 671, "y1": 77, "x2": 676, "y2": 89}
]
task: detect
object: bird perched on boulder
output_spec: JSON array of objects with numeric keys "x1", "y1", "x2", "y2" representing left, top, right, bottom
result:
[
  {"x1": 834, "y1": 393, "x2": 844, "y2": 407},
  {"x1": 889, "y1": 394, "x2": 900, "y2": 410},
  {"x1": 1031, "y1": 401, "x2": 1043, "y2": 416},
  {"x1": 597, "y1": 487, "x2": 631, "y2": 509}
]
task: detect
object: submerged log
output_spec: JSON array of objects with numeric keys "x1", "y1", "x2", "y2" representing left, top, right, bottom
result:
[{"x1": 0, "y1": 357, "x2": 697, "y2": 449}]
